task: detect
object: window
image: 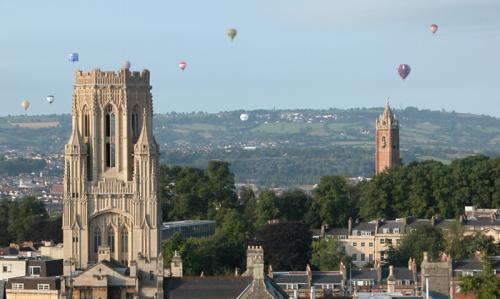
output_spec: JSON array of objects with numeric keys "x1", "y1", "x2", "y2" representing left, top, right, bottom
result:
[
  {"x1": 352, "y1": 242, "x2": 357, "y2": 247},
  {"x1": 108, "y1": 227, "x2": 115, "y2": 253},
  {"x1": 361, "y1": 231, "x2": 372, "y2": 236},
  {"x1": 94, "y1": 227, "x2": 102, "y2": 253},
  {"x1": 37, "y1": 284, "x2": 50, "y2": 290},
  {"x1": 286, "y1": 284, "x2": 298, "y2": 289},
  {"x1": 383, "y1": 228, "x2": 390, "y2": 234},
  {"x1": 393, "y1": 228, "x2": 400, "y2": 234},
  {"x1": 2, "y1": 264, "x2": 12, "y2": 273},
  {"x1": 83, "y1": 113, "x2": 90, "y2": 137},
  {"x1": 106, "y1": 143, "x2": 116, "y2": 168},
  {"x1": 369, "y1": 242, "x2": 374, "y2": 247},
  {"x1": 361, "y1": 242, "x2": 365, "y2": 247},
  {"x1": 29, "y1": 266, "x2": 41, "y2": 276},
  {"x1": 386, "y1": 238, "x2": 392, "y2": 244},
  {"x1": 396, "y1": 239, "x2": 401, "y2": 245},
  {"x1": 361, "y1": 254, "x2": 366, "y2": 261},
  {"x1": 105, "y1": 105, "x2": 116, "y2": 168},
  {"x1": 380, "y1": 239, "x2": 385, "y2": 244},
  {"x1": 131, "y1": 106, "x2": 140, "y2": 143},
  {"x1": 352, "y1": 254, "x2": 357, "y2": 261},
  {"x1": 81, "y1": 289, "x2": 92, "y2": 299},
  {"x1": 121, "y1": 227, "x2": 128, "y2": 254},
  {"x1": 149, "y1": 271, "x2": 154, "y2": 281},
  {"x1": 12, "y1": 283, "x2": 24, "y2": 290},
  {"x1": 369, "y1": 254, "x2": 373, "y2": 261},
  {"x1": 105, "y1": 106, "x2": 115, "y2": 137}
]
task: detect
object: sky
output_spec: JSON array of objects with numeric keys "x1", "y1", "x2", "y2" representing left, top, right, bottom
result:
[{"x1": 1, "y1": 0, "x2": 500, "y2": 117}]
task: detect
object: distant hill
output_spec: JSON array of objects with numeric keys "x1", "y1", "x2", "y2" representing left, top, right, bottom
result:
[{"x1": 1, "y1": 107, "x2": 499, "y2": 186}]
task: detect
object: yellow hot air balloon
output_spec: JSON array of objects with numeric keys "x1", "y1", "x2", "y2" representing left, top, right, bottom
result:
[
  {"x1": 21, "y1": 100, "x2": 30, "y2": 111},
  {"x1": 227, "y1": 28, "x2": 237, "y2": 41}
]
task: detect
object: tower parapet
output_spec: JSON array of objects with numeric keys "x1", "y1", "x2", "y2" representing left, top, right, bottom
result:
[{"x1": 75, "y1": 68, "x2": 150, "y2": 86}]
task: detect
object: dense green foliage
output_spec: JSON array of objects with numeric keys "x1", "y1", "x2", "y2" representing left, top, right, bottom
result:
[
  {"x1": 0, "y1": 156, "x2": 46, "y2": 176},
  {"x1": 252, "y1": 222, "x2": 312, "y2": 271},
  {"x1": 311, "y1": 239, "x2": 351, "y2": 271},
  {"x1": 359, "y1": 155, "x2": 500, "y2": 220},
  {"x1": 0, "y1": 197, "x2": 49, "y2": 246},
  {"x1": 459, "y1": 254, "x2": 500, "y2": 299},
  {"x1": 159, "y1": 161, "x2": 238, "y2": 221}
]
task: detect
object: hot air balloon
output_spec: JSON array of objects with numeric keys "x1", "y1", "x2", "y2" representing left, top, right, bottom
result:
[
  {"x1": 398, "y1": 64, "x2": 411, "y2": 81},
  {"x1": 240, "y1": 113, "x2": 249, "y2": 122},
  {"x1": 68, "y1": 53, "x2": 79, "y2": 62},
  {"x1": 46, "y1": 95, "x2": 55, "y2": 104},
  {"x1": 122, "y1": 60, "x2": 131, "y2": 70},
  {"x1": 21, "y1": 100, "x2": 30, "y2": 111},
  {"x1": 430, "y1": 24, "x2": 438, "y2": 35},
  {"x1": 178, "y1": 61, "x2": 187, "y2": 71},
  {"x1": 227, "y1": 28, "x2": 237, "y2": 41}
]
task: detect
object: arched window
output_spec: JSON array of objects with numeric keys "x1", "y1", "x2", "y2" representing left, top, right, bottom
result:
[
  {"x1": 105, "y1": 105, "x2": 116, "y2": 168},
  {"x1": 105, "y1": 105, "x2": 115, "y2": 137},
  {"x1": 107, "y1": 227, "x2": 115, "y2": 253},
  {"x1": 94, "y1": 227, "x2": 101, "y2": 253},
  {"x1": 131, "y1": 105, "x2": 140, "y2": 143},
  {"x1": 120, "y1": 227, "x2": 128, "y2": 254},
  {"x1": 82, "y1": 106, "x2": 90, "y2": 137}
]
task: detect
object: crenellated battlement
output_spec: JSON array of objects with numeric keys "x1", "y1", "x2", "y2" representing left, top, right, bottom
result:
[{"x1": 75, "y1": 68, "x2": 150, "y2": 86}]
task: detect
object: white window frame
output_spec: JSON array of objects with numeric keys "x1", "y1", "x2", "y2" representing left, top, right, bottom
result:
[
  {"x1": 12, "y1": 283, "x2": 24, "y2": 290},
  {"x1": 37, "y1": 284, "x2": 50, "y2": 290},
  {"x1": 29, "y1": 266, "x2": 41, "y2": 277}
]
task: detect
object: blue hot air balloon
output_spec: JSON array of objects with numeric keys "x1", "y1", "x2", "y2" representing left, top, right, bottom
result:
[{"x1": 68, "y1": 53, "x2": 79, "y2": 62}]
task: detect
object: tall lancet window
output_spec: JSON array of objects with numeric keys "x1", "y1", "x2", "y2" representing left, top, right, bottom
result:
[
  {"x1": 105, "y1": 105, "x2": 116, "y2": 168},
  {"x1": 131, "y1": 105, "x2": 140, "y2": 144},
  {"x1": 107, "y1": 227, "x2": 115, "y2": 253},
  {"x1": 94, "y1": 227, "x2": 101, "y2": 253},
  {"x1": 82, "y1": 106, "x2": 90, "y2": 137},
  {"x1": 120, "y1": 226, "x2": 128, "y2": 265}
]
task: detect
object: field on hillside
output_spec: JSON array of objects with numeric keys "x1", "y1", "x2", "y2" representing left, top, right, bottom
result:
[{"x1": 1, "y1": 107, "x2": 499, "y2": 186}]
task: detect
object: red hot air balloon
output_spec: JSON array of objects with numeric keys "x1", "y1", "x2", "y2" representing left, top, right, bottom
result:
[
  {"x1": 398, "y1": 64, "x2": 411, "y2": 81},
  {"x1": 430, "y1": 24, "x2": 438, "y2": 34},
  {"x1": 178, "y1": 61, "x2": 187, "y2": 71}
]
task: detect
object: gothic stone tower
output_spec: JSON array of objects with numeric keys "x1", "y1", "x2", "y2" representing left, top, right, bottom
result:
[
  {"x1": 62, "y1": 67, "x2": 161, "y2": 289},
  {"x1": 375, "y1": 100, "x2": 400, "y2": 174}
]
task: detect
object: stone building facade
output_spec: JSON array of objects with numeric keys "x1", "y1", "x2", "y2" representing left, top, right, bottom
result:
[
  {"x1": 61, "y1": 66, "x2": 163, "y2": 298},
  {"x1": 375, "y1": 100, "x2": 400, "y2": 174}
]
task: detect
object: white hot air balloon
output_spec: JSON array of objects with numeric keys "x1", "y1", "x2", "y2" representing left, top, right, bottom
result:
[
  {"x1": 21, "y1": 100, "x2": 30, "y2": 111},
  {"x1": 46, "y1": 95, "x2": 55, "y2": 104},
  {"x1": 240, "y1": 113, "x2": 249, "y2": 122}
]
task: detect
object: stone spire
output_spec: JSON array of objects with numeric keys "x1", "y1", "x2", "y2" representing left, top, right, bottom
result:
[{"x1": 376, "y1": 98, "x2": 398, "y2": 129}]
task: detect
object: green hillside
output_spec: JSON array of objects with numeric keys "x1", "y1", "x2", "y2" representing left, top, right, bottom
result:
[{"x1": 1, "y1": 107, "x2": 499, "y2": 186}]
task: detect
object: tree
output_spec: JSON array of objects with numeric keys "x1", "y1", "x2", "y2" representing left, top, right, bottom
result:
[
  {"x1": 253, "y1": 222, "x2": 312, "y2": 271},
  {"x1": 0, "y1": 200, "x2": 12, "y2": 246},
  {"x1": 254, "y1": 191, "x2": 279, "y2": 226},
  {"x1": 311, "y1": 238, "x2": 351, "y2": 271},
  {"x1": 459, "y1": 254, "x2": 500, "y2": 299},
  {"x1": 387, "y1": 225, "x2": 444, "y2": 267},
  {"x1": 311, "y1": 176, "x2": 354, "y2": 227},
  {"x1": 276, "y1": 190, "x2": 311, "y2": 222},
  {"x1": 443, "y1": 220, "x2": 467, "y2": 259}
]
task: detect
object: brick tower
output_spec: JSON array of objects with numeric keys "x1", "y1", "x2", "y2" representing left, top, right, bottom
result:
[{"x1": 375, "y1": 99, "x2": 400, "y2": 174}]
